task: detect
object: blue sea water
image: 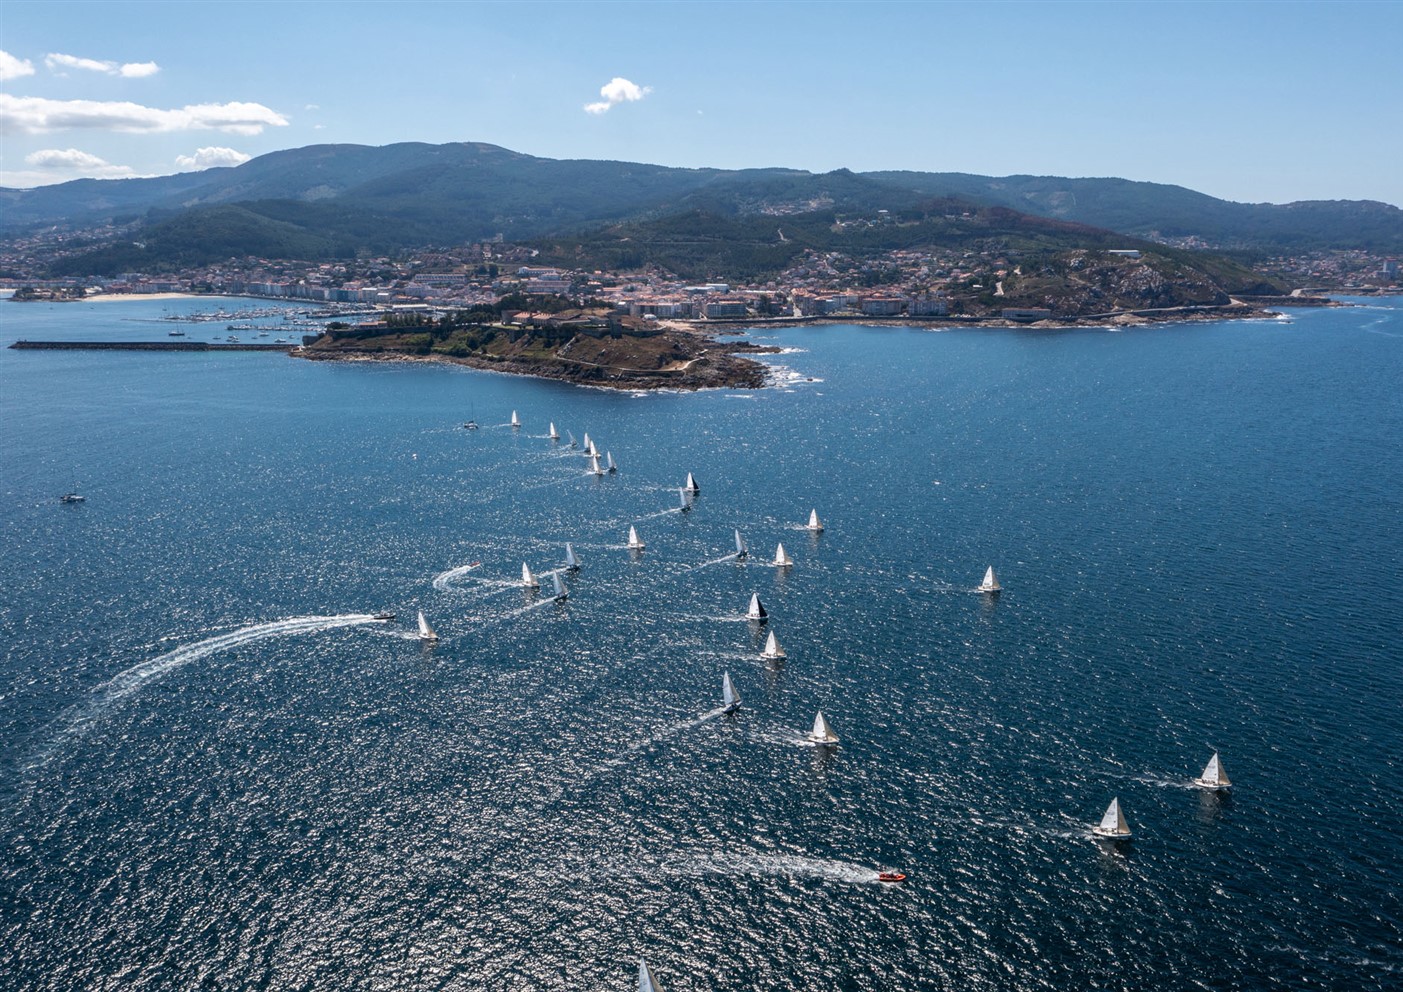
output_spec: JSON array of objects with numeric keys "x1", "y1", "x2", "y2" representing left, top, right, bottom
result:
[{"x1": 1, "y1": 296, "x2": 1400, "y2": 991}]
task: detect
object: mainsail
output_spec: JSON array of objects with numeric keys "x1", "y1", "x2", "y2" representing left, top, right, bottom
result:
[
  {"x1": 807, "y1": 509, "x2": 823, "y2": 532},
  {"x1": 638, "y1": 958, "x2": 665, "y2": 992},
  {"x1": 761, "y1": 630, "x2": 785, "y2": 659},
  {"x1": 628, "y1": 526, "x2": 645, "y2": 549},
  {"x1": 552, "y1": 572, "x2": 568, "y2": 601},
  {"x1": 548, "y1": 422, "x2": 559, "y2": 439},
  {"x1": 685, "y1": 472, "x2": 700, "y2": 493},
  {"x1": 510, "y1": 410, "x2": 520, "y2": 427},
  {"x1": 734, "y1": 529, "x2": 748, "y2": 558},
  {"x1": 1197, "y1": 752, "x2": 1231, "y2": 789},
  {"x1": 565, "y1": 543, "x2": 580, "y2": 570},
  {"x1": 606, "y1": 451, "x2": 617, "y2": 473},
  {"x1": 1094, "y1": 798, "x2": 1131, "y2": 838},
  {"x1": 747, "y1": 593, "x2": 767, "y2": 620},
  {"x1": 810, "y1": 711, "x2": 838, "y2": 744},
  {"x1": 722, "y1": 672, "x2": 740, "y2": 712},
  {"x1": 773, "y1": 542, "x2": 792, "y2": 567},
  {"x1": 522, "y1": 563, "x2": 539, "y2": 588},
  {"x1": 417, "y1": 610, "x2": 438, "y2": 642}
]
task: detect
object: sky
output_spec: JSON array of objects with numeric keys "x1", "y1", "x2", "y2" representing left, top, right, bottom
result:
[{"x1": 2, "y1": 0, "x2": 1400, "y2": 206}]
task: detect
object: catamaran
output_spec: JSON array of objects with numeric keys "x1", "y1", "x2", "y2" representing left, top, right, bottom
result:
[
  {"x1": 627, "y1": 526, "x2": 645, "y2": 550},
  {"x1": 685, "y1": 472, "x2": 700, "y2": 494},
  {"x1": 1194, "y1": 752, "x2": 1232, "y2": 791},
  {"x1": 807, "y1": 710, "x2": 839, "y2": 745},
  {"x1": 606, "y1": 451, "x2": 617, "y2": 473},
  {"x1": 746, "y1": 593, "x2": 767, "y2": 621},
  {"x1": 551, "y1": 572, "x2": 568, "y2": 602},
  {"x1": 548, "y1": 422, "x2": 559, "y2": 440},
  {"x1": 773, "y1": 542, "x2": 792, "y2": 567},
  {"x1": 638, "y1": 958, "x2": 665, "y2": 992},
  {"x1": 521, "y1": 563, "x2": 540, "y2": 589},
  {"x1": 510, "y1": 410, "x2": 521, "y2": 428},
  {"x1": 417, "y1": 610, "x2": 439, "y2": 642},
  {"x1": 721, "y1": 672, "x2": 741, "y2": 714},
  {"x1": 761, "y1": 630, "x2": 785, "y2": 660},
  {"x1": 564, "y1": 543, "x2": 580, "y2": 571},
  {"x1": 1091, "y1": 798, "x2": 1132, "y2": 840},
  {"x1": 734, "y1": 529, "x2": 748, "y2": 560},
  {"x1": 806, "y1": 509, "x2": 824, "y2": 533}
]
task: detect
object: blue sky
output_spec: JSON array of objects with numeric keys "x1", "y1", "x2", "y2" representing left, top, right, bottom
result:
[{"x1": 2, "y1": 0, "x2": 1400, "y2": 206}]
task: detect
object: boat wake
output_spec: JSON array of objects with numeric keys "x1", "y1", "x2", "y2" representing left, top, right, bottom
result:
[
  {"x1": 1130, "y1": 772, "x2": 1200, "y2": 790},
  {"x1": 27, "y1": 614, "x2": 383, "y2": 769},
  {"x1": 431, "y1": 562, "x2": 482, "y2": 590},
  {"x1": 684, "y1": 853, "x2": 881, "y2": 885}
]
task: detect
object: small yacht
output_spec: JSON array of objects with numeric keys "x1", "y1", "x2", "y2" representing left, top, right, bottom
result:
[
  {"x1": 59, "y1": 492, "x2": 85, "y2": 504},
  {"x1": 761, "y1": 630, "x2": 785, "y2": 660},
  {"x1": 606, "y1": 451, "x2": 617, "y2": 474},
  {"x1": 678, "y1": 488, "x2": 691, "y2": 513},
  {"x1": 1091, "y1": 798, "x2": 1132, "y2": 840},
  {"x1": 746, "y1": 593, "x2": 767, "y2": 621},
  {"x1": 566, "y1": 430, "x2": 577, "y2": 448},
  {"x1": 521, "y1": 563, "x2": 540, "y2": 589},
  {"x1": 564, "y1": 543, "x2": 580, "y2": 571},
  {"x1": 734, "y1": 529, "x2": 748, "y2": 560},
  {"x1": 773, "y1": 542, "x2": 793, "y2": 568},
  {"x1": 807, "y1": 711, "x2": 839, "y2": 745},
  {"x1": 979, "y1": 566, "x2": 1001, "y2": 594},
  {"x1": 551, "y1": 572, "x2": 568, "y2": 602},
  {"x1": 685, "y1": 472, "x2": 700, "y2": 494},
  {"x1": 806, "y1": 509, "x2": 824, "y2": 533},
  {"x1": 638, "y1": 958, "x2": 665, "y2": 992},
  {"x1": 1194, "y1": 752, "x2": 1232, "y2": 791},
  {"x1": 582, "y1": 432, "x2": 593, "y2": 453},
  {"x1": 721, "y1": 672, "x2": 741, "y2": 714},
  {"x1": 548, "y1": 422, "x2": 560, "y2": 440},
  {"x1": 590, "y1": 454, "x2": 605, "y2": 477},
  {"x1": 510, "y1": 410, "x2": 521, "y2": 428},
  {"x1": 372, "y1": 612, "x2": 396, "y2": 622},
  {"x1": 627, "y1": 526, "x2": 645, "y2": 550},
  {"x1": 417, "y1": 610, "x2": 439, "y2": 642}
]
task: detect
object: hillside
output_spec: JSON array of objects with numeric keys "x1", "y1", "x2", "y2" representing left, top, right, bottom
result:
[{"x1": 6, "y1": 142, "x2": 1401, "y2": 262}]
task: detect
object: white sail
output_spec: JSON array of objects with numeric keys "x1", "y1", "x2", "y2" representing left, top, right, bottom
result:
[
  {"x1": 589, "y1": 440, "x2": 599, "y2": 457},
  {"x1": 627, "y1": 526, "x2": 645, "y2": 549},
  {"x1": 511, "y1": 410, "x2": 520, "y2": 427},
  {"x1": 773, "y1": 542, "x2": 792, "y2": 567},
  {"x1": 606, "y1": 451, "x2": 617, "y2": 473},
  {"x1": 522, "y1": 562, "x2": 539, "y2": 588},
  {"x1": 722, "y1": 671, "x2": 740, "y2": 711},
  {"x1": 565, "y1": 542, "x2": 580, "y2": 570},
  {"x1": 417, "y1": 610, "x2": 438, "y2": 642},
  {"x1": 638, "y1": 958, "x2": 664, "y2": 992},
  {"x1": 567, "y1": 430, "x2": 577, "y2": 448},
  {"x1": 1196, "y1": 752, "x2": 1231, "y2": 790},
  {"x1": 734, "y1": 529, "x2": 747, "y2": 558},
  {"x1": 746, "y1": 593, "x2": 767, "y2": 620},
  {"x1": 980, "y1": 565, "x2": 1001, "y2": 592},
  {"x1": 761, "y1": 630, "x2": 785, "y2": 659},
  {"x1": 809, "y1": 710, "x2": 838, "y2": 744},
  {"x1": 582, "y1": 432, "x2": 592, "y2": 451},
  {"x1": 678, "y1": 488, "x2": 690, "y2": 512},
  {"x1": 807, "y1": 509, "x2": 823, "y2": 532},
  {"x1": 552, "y1": 572, "x2": 567, "y2": 601},
  {"x1": 685, "y1": 472, "x2": 699, "y2": 493},
  {"x1": 548, "y1": 421, "x2": 559, "y2": 439},
  {"x1": 591, "y1": 454, "x2": 604, "y2": 476},
  {"x1": 1093, "y1": 798, "x2": 1132, "y2": 838}
]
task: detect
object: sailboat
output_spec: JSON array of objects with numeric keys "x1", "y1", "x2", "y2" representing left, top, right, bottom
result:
[
  {"x1": 521, "y1": 562, "x2": 540, "y2": 589},
  {"x1": 761, "y1": 630, "x2": 785, "y2": 660},
  {"x1": 979, "y1": 566, "x2": 1001, "y2": 593},
  {"x1": 627, "y1": 526, "x2": 645, "y2": 550},
  {"x1": 582, "y1": 432, "x2": 592, "y2": 453},
  {"x1": 678, "y1": 488, "x2": 691, "y2": 513},
  {"x1": 1194, "y1": 752, "x2": 1232, "y2": 791},
  {"x1": 1091, "y1": 798, "x2": 1132, "y2": 840},
  {"x1": 773, "y1": 542, "x2": 792, "y2": 567},
  {"x1": 510, "y1": 410, "x2": 521, "y2": 428},
  {"x1": 806, "y1": 509, "x2": 824, "y2": 533},
  {"x1": 685, "y1": 472, "x2": 700, "y2": 494},
  {"x1": 59, "y1": 490, "x2": 85, "y2": 504},
  {"x1": 589, "y1": 440, "x2": 600, "y2": 458},
  {"x1": 566, "y1": 430, "x2": 578, "y2": 449},
  {"x1": 721, "y1": 672, "x2": 741, "y2": 714},
  {"x1": 564, "y1": 543, "x2": 580, "y2": 571},
  {"x1": 548, "y1": 421, "x2": 560, "y2": 440},
  {"x1": 590, "y1": 454, "x2": 605, "y2": 477},
  {"x1": 638, "y1": 958, "x2": 665, "y2": 992},
  {"x1": 746, "y1": 593, "x2": 767, "y2": 621},
  {"x1": 417, "y1": 610, "x2": 439, "y2": 642},
  {"x1": 551, "y1": 571, "x2": 568, "y2": 602},
  {"x1": 807, "y1": 710, "x2": 839, "y2": 745},
  {"x1": 606, "y1": 451, "x2": 617, "y2": 474},
  {"x1": 734, "y1": 529, "x2": 748, "y2": 560},
  {"x1": 465, "y1": 402, "x2": 478, "y2": 430}
]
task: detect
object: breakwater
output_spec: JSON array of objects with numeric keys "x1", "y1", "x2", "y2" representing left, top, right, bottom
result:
[{"x1": 9, "y1": 340, "x2": 299, "y2": 352}]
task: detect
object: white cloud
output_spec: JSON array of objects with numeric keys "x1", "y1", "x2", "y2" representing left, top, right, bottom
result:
[
  {"x1": 45, "y1": 52, "x2": 161, "y2": 77},
  {"x1": 0, "y1": 49, "x2": 35, "y2": 81},
  {"x1": 584, "y1": 76, "x2": 651, "y2": 115},
  {"x1": 175, "y1": 146, "x2": 251, "y2": 171},
  {"x1": 0, "y1": 94, "x2": 289, "y2": 135},
  {"x1": 24, "y1": 147, "x2": 138, "y2": 179}
]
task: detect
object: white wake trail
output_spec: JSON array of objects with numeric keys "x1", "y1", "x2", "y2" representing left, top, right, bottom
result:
[
  {"x1": 28, "y1": 614, "x2": 383, "y2": 767},
  {"x1": 432, "y1": 562, "x2": 482, "y2": 590}
]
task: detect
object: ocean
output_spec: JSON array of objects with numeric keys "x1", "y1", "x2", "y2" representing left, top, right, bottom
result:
[{"x1": 1, "y1": 296, "x2": 1400, "y2": 990}]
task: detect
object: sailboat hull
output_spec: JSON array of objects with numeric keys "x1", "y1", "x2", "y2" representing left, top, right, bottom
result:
[
  {"x1": 1091, "y1": 827, "x2": 1132, "y2": 839},
  {"x1": 1193, "y1": 778, "x2": 1231, "y2": 791}
]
